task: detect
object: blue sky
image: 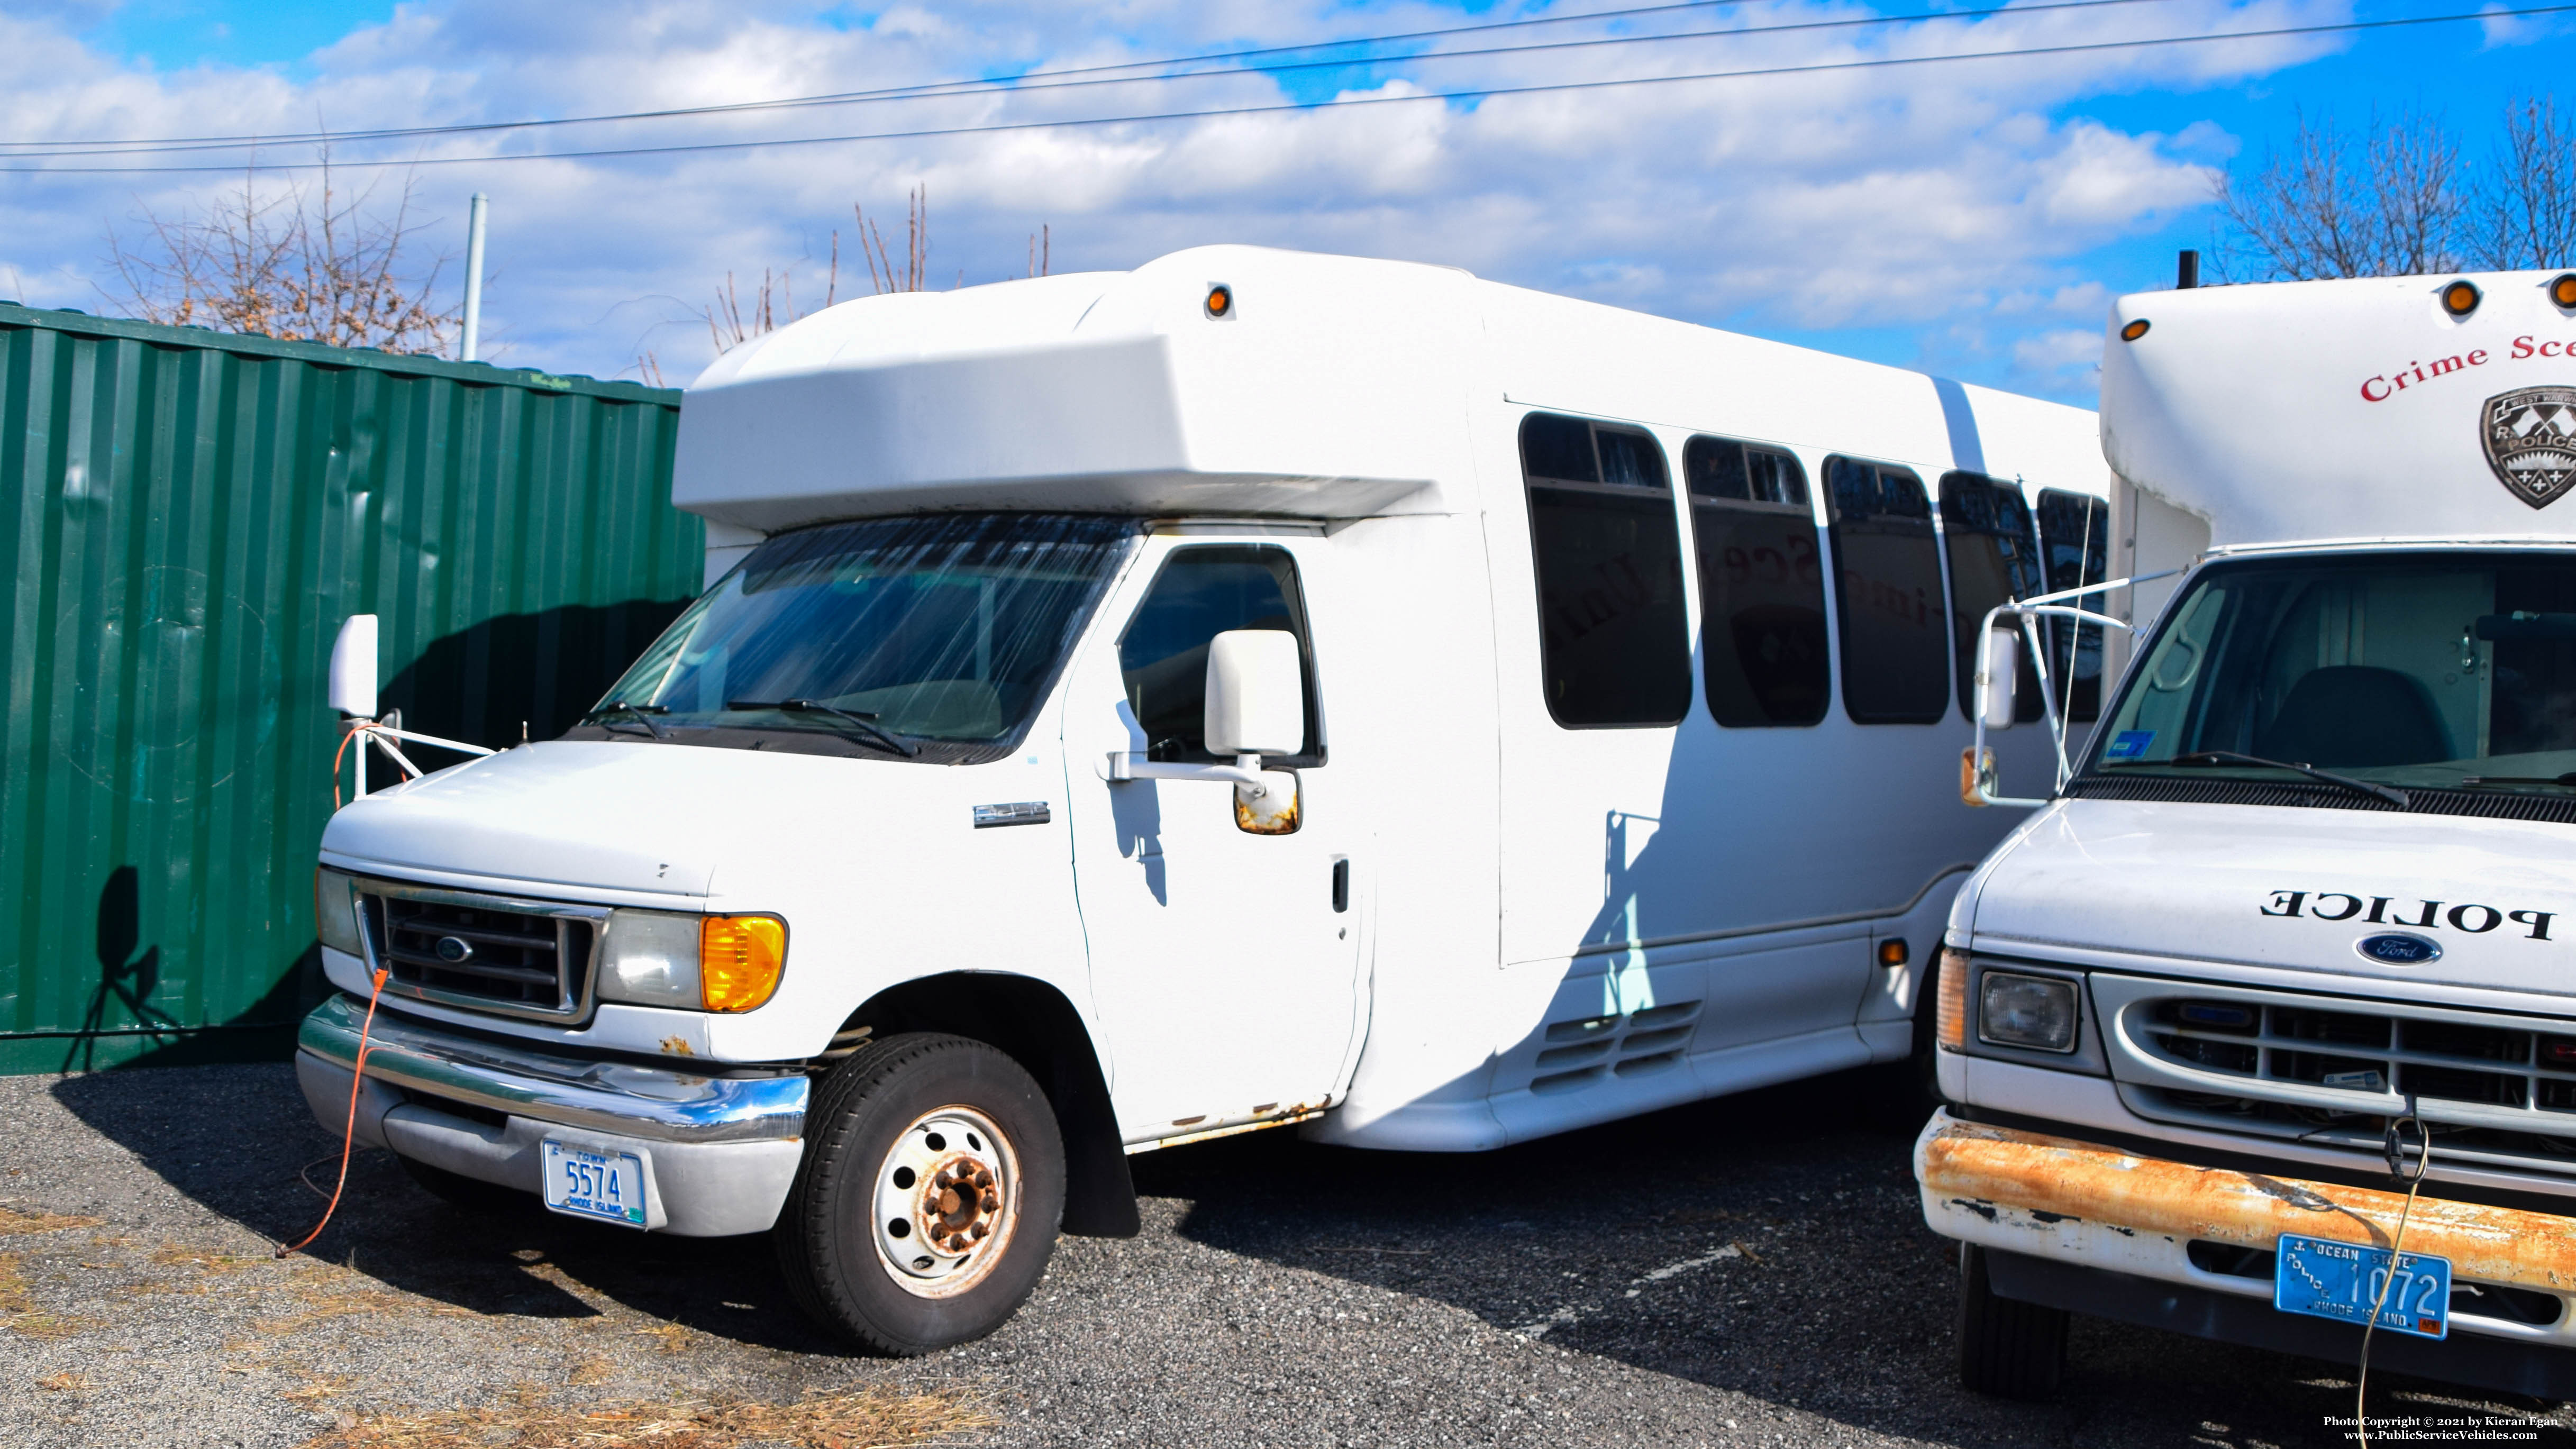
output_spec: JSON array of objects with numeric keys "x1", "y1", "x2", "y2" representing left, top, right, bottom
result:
[{"x1": 0, "y1": 0, "x2": 2562, "y2": 403}]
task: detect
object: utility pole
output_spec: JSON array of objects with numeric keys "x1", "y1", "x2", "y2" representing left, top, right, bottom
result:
[{"x1": 461, "y1": 193, "x2": 488, "y2": 362}]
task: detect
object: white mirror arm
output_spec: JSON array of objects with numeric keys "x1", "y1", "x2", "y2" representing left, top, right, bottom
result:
[{"x1": 1104, "y1": 751, "x2": 1276, "y2": 799}]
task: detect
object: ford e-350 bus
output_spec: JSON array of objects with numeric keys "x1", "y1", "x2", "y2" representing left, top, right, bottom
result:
[
  {"x1": 1920, "y1": 268, "x2": 2576, "y2": 1402},
  {"x1": 296, "y1": 245, "x2": 2104, "y2": 1352}
]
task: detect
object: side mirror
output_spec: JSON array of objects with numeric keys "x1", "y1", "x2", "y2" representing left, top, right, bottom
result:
[
  {"x1": 1204, "y1": 630, "x2": 1304, "y2": 759},
  {"x1": 330, "y1": 615, "x2": 379, "y2": 719},
  {"x1": 1976, "y1": 625, "x2": 2017, "y2": 731}
]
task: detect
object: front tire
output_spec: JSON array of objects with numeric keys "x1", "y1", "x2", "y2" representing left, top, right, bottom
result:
[
  {"x1": 1957, "y1": 1243, "x2": 2069, "y2": 1398},
  {"x1": 774, "y1": 1033, "x2": 1066, "y2": 1355}
]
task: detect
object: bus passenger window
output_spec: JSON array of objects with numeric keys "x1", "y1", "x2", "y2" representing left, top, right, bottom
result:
[
  {"x1": 1826, "y1": 457, "x2": 1947, "y2": 724},
  {"x1": 1518, "y1": 413, "x2": 1691, "y2": 728},
  {"x1": 2036, "y1": 489, "x2": 2109, "y2": 722},
  {"x1": 1685, "y1": 436, "x2": 1827, "y2": 726},
  {"x1": 1939, "y1": 472, "x2": 2044, "y2": 724}
]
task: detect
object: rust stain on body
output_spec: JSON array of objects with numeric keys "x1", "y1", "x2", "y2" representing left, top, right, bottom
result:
[
  {"x1": 659, "y1": 1037, "x2": 694, "y2": 1057},
  {"x1": 1918, "y1": 1117, "x2": 2576, "y2": 1291}
]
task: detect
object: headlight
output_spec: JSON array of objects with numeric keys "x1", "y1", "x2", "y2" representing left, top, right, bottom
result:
[
  {"x1": 1978, "y1": 971, "x2": 2079, "y2": 1053},
  {"x1": 315, "y1": 869, "x2": 364, "y2": 957},
  {"x1": 599, "y1": 910, "x2": 787, "y2": 1013}
]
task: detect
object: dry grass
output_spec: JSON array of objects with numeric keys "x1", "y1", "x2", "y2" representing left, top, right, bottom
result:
[
  {"x1": 36, "y1": 1370, "x2": 95, "y2": 1392},
  {"x1": 633, "y1": 1324, "x2": 695, "y2": 1354},
  {"x1": 295, "y1": 1386, "x2": 995, "y2": 1449},
  {"x1": 0, "y1": 1250, "x2": 101, "y2": 1340},
  {"x1": 0, "y1": 1205, "x2": 103, "y2": 1235}
]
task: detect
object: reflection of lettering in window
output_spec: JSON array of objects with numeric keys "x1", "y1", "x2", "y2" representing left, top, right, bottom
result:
[
  {"x1": 1940, "y1": 471, "x2": 2044, "y2": 724},
  {"x1": 1686, "y1": 435, "x2": 1827, "y2": 726},
  {"x1": 1116, "y1": 546, "x2": 1322, "y2": 764},
  {"x1": 1826, "y1": 457, "x2": 1949, "y2": 724},
  {"x1": 1519, "y1": 413, "x2": 1691, "y2": 728}
]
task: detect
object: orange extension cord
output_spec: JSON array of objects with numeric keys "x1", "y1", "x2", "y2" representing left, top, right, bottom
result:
[{"x1": 275, "y1": 964, "x2": 390, "y2": 1259}]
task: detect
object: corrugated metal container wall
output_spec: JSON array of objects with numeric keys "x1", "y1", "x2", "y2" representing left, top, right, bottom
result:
[{"x1": 0, "y1": 305, "x2": 701, "y2": 1073}]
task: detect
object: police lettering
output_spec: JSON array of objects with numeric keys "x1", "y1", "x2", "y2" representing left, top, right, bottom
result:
[{"x1": 2261, "y1": 889, "x2": 2553, "y2": 940}]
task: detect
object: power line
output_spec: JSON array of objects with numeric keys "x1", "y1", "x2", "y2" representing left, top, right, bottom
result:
[
  {"x1": 2, "y1": 4, "x2": 2559, "y2": 177},
  {"x1": 0, "y1": 0, "x2": 2184, "y2": 164},
  {"x1": 0, "y1": 0, "x2": 1779, "y2": 153}
]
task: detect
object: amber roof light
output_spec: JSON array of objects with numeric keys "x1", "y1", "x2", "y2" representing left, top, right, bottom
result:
[
  {"x1": 2442, "y1": 278, "x2": 2482, "y2": 317},
  {"x1": 2552, "y1": 274, "x2": 2576, "y2": 309},
  {"x1": 1204, "y1": 284, "x2": 1234, "y2": 320},
  {"x1": 2119, "y1": 318, "x2": 2150, "y2": 342}
]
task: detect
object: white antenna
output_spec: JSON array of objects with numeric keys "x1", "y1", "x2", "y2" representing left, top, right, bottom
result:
[{"x1": 461, "y1": 193, "x2": 489, "y2": 362}]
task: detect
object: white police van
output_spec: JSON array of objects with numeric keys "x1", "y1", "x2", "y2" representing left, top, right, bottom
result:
[
  {"x1": 1920, "y1": 267, "x2": 2576, "y2": 1401},
  {"x1": 296, "y1": 245, "x2": 2102, "y2": 1352}
]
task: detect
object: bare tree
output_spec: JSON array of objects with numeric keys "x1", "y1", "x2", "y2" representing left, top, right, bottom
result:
[
  {"x1": 104, "y1": 159, "x2": 460, "y2": 354},
  {"x1": 2213, "y1": 108, "x2": 2466, "y2": 280},
  {"x1": 2477, "y1": 97, "x2": 2576, "y2": 271},
  {"x1": 2214, "y1": 99, "x2": 2572, "y2": 281}
]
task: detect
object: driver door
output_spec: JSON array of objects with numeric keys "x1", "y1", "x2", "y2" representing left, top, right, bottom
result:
[{"x1": 1063, "y1": 536, "x2": 1363, "y2": 1142}]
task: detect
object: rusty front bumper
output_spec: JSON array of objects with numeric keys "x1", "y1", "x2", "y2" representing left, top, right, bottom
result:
[{"x1": 1916, "y1": 1111, "x2": 2576, "y2": 1343}]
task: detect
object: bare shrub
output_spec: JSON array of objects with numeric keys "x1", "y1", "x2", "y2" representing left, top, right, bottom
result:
[{"x1": 105, "y1": 159, "x2": 460, "y2": 354}]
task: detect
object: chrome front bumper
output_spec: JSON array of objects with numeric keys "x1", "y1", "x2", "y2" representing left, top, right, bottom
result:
[{"x1": 295, "y1": 994, "x2": 810, "y2": 1236}]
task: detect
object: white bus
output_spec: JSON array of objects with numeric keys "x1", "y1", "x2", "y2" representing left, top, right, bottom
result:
[
  {"x1": 297, "y1": 245, "x2": 2102, "y2": 1352},
  {"x1": 1919, "y1": 267, "x2": 2576, "y2": 1401}
]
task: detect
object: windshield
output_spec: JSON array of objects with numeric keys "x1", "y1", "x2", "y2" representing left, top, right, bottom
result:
[
  {"x1": 2080, "y1": 551, "x2": 2576, "y2": 804},
  {"x1": 591, "y1": 514, "x2": 1133, "y2": 762}
]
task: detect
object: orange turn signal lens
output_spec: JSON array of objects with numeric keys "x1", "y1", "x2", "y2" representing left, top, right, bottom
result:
[
  {"x1": 2118, "y1": 318, "x2": 2150, "y2": 342},
  {"x1": 2552, "y1": 274, "x2": 2576, "y2": 309},
  {"x1": 1204, "y1": 284, "x2": 1233, "y2": 318},
  {"x1": 1936, "y1": 948, "x2": 1970, "y2": 1052},
  {"x1": 699, "y1": 915, "x2": 786, "y2": 1012},
  {"x1": 2442, "y1": 278, "x2": 2481, "y2": 317},
  {"x1": 1878, "y1": 937, "x2": 1910, "y2": 968}
]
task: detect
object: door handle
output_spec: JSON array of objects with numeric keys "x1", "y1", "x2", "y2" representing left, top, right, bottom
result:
[{"x1": 1332, "y1": 859, "x2": 1350, "y2": 914}]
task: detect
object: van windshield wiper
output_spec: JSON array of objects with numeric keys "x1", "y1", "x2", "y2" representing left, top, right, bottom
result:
[
  {"x1": 2117, "y1": 750, "x2": 2409, "y2": 807},
  {"x1": 2456, "y1": 773, "x2": 2576, "y2": 790},
  {"x1": 725, "y1": 699, "x2": 921, "y2": 757},
  {"x1": 579, "y1": 700, "x2": 668, "y2": 740}
]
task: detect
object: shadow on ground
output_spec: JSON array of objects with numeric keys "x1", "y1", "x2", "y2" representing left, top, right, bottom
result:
[
  {"x1": 45, "y1": 1063, "x2": 838, "y2": 1354},
  {"x1": 1136, "y1": 1065, "x2": 2571, "y2": 1449}
]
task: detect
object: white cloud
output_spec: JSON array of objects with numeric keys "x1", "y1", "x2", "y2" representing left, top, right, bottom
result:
[{"x1": 0, "y1": 0, "x2": 2327, "y2": 398}]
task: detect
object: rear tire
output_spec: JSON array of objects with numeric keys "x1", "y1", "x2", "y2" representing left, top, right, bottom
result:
[
  {"x1": 773, "y1": 1032, "x2": 1066, "y2": 1355},
  {"x1": 1957, "y1": 1243, "x2": 2069, "y2": 1398}
]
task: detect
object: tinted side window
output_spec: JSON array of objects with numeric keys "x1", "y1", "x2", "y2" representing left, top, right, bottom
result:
[
  {"x1": 1519, "y1": 413, "x2": 1691, "y2": 727},
  {"x1": 1685, "y1": 436, "x2": 1827, "y2": 726},
  {"x1": 1117, "y1": 545, "x2": 1322, "y2": 764},
  {"x1": 2036, "y1": 488, "x2": 2109, "y2": 722},
  {"x1": 1939, "y1": 472, "x2": 2044, "y2": 724},
  {"x1": 1826, "y1": 457, "x2": 1947, "y2": 724}
]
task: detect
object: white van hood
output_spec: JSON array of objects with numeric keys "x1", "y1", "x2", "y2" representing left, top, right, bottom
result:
[
  {"x1": 1969, "y1": 798, "x2": 2576, "y2": 1000},
  {"x1": 318, "y1": 739, "x2": 1029, "y2": 901}
]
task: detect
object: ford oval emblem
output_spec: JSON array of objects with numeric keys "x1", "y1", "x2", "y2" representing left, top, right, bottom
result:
[
  {"x1": 433, "y1": 935, "x2": 475, "y2": 964},
  {"x1": 2356, "y1": 933, "x2": 2440, "y2": 965}
]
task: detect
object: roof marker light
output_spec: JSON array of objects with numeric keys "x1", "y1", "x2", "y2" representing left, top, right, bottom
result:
[
  {"x1": 2119, "y1": 318, "x2": 2150, "y2": 342},
  {"x1": 1204, "y1": 283, "x2": 1234, "y2": 320},
  {"x1": 2553, "y1": 274, "x2": 2576, "y2": 309},
  {"x1": 2441, "y1": 278, "x2": 2482, "y2": 317}
]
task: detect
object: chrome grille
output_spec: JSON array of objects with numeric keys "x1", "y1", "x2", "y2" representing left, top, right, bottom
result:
[
  {"x1": 354, "y1": 879, "x2": 604, "y2": 1022},
  {"x1": 2093, "y1": 972, "x2": 2576, "y2": 1175}
]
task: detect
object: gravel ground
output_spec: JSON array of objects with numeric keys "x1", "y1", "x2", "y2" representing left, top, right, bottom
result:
[{"x1": 1, "y1": 1060, "x2": 2570, "y2": 1447}]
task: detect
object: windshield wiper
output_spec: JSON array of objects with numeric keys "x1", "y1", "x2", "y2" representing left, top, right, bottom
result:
[
  {"x1": 579, "y1": 700, "x2": 668, "y2": 740},
  {"x1": 725, "y1": 699, "x2": 921, "y2": 757},
  {"x1": 2118, "y1": 750, "x2": 2410, "y2": 807}
]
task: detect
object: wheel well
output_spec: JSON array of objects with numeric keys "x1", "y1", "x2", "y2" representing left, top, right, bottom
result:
[{"x1": 840, "y1": 973, "x2": 1137, "y2": 1238}]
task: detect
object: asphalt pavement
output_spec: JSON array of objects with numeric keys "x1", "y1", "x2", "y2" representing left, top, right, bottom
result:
[{"x1": 1, "y1": 1059, "x2": 2570, "y2": 1447}]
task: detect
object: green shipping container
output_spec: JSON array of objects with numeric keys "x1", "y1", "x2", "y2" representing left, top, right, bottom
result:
[{"x1": 0, "y1": 304, "x2": 702, "y2": 1074}]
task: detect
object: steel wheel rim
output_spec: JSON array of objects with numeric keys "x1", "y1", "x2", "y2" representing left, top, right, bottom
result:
[{"x1": 870, "y1": 1104, "x2": 1020, "y2": 1299}]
